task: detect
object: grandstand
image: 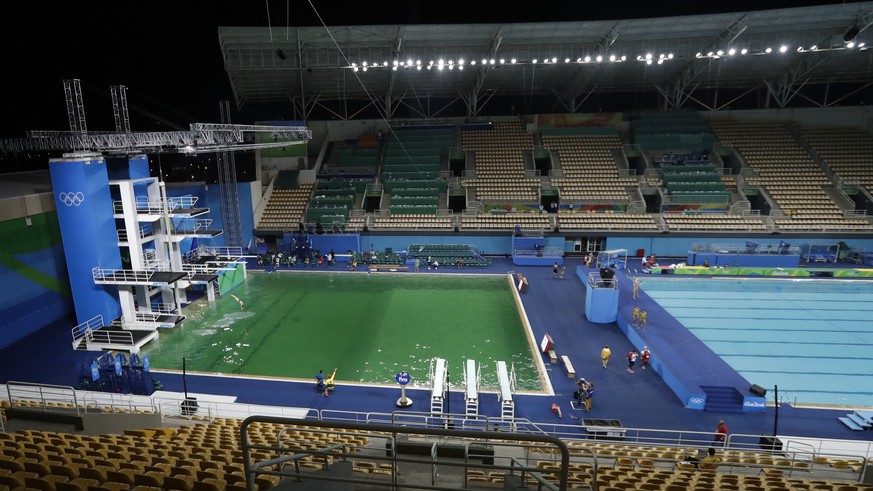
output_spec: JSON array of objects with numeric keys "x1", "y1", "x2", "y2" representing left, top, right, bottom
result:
[{"x1": 6, "y1": 3, "x2": 873, "y2": 491}]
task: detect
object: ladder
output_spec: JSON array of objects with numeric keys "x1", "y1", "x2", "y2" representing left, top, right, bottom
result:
[
  {"x1": 496, "y1": 361, "x2": 517, "y2": 420},
  {"x1": 463, "y1": 359, "x2": 480, "y2": 417},
  {"x1": 429, "y1": 357, "x2": 448, "y2": 415}
]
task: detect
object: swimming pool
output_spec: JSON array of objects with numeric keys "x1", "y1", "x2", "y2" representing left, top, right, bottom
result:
[
  {"x1": 640, "y1": 278, "x2": 873, "y2": 407},
  {"x1": 142, "y1": 271, "x2": 545, "y2": 391}
]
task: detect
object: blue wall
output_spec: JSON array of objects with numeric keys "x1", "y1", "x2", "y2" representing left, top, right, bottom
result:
[
  {"x1": 604, "y1": 236, "x2": 873, "y2": 258},
  {"x1": 49, "y1": 158, "x2": 123, "y2": 325},
  {"x1": 0, "y1": 214, "x2": 74, "y2": 350}
]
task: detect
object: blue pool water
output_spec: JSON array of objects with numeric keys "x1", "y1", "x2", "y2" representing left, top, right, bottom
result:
[{"x1": 641, "y1": 278, "x2": 873, "y2": 407}]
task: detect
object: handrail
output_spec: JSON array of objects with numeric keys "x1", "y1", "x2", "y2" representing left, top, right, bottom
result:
[
  {"x1": 241, "y1": 415, "x2": 570, "y2": 491},
  {"x1": 6, "y1": 381, "x2": 82, "y2": 415}
]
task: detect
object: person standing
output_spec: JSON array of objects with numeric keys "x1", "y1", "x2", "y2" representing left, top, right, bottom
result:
[
  {"x1": 559, "y1": 265, "x2": 566, "y2": 279},
  {"x1": 414, "y1": 257, "x2": 421, "y2": 272},
  {"x1": 583, "y1": 381, "x2": 594, "y2": 412},
  {"x1": 553, "y1": 262, "x2": 559, "y2": 278},
  {"x1": 316, "y1": 369, "x2": 327, "y2": 396},
  {"x1": 632, "y1": 305, "x2": 641, "y2": 328},
  {"x1": 600, "y1": 345, "x2": 612, "y2": 368},
  {"x1": 627, "y1": 350, "x2": 639, "y2": 373},
  {"x1": 640, "y1": 310, "x2": 648, "y2": 333},
  {"x1": 641, "y1": 346, "x2": 651, "y2": 370},
  {"x1": 632, "y1": 277, "x2": 641, "y2": 299},
  {"x1": 714, "y1": 420, "x2": 728, "y2": 445}
]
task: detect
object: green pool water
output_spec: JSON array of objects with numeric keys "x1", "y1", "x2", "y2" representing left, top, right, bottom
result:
[{"x1": 142, "y1": 271, "x2": 543, "y2": 391}]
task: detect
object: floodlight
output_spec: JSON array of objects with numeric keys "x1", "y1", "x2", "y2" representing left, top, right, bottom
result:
[
  {"x1": 765, "y1": 47, "x2": 772, "y2": 53},
  {"x1": 728, "y1": 48, "x2": 736, "y2": 55},
  {"x1": 779, "y1": 45, "x2": 788, "y2": 53},
  {"x1": 532, "y1": 58, "x2": 538, "y2": 63},
  {"x1": 847, "y1": 41, "x2": 856, "y2": 48},
  {"x1": 645, "y1": 53, "x2": 652, "y2": 60},
  {"x1": 511, "y1": 58, "x2": 517, "y2": 63},
  {"x1": 584, "y1": 56, "x2": 591, "y2": 63},
  {"x1": 844, "y1": 25, "x2": 860, "y2": 43},
  {"x1": 596, "y1": 55, "x2": 603, "y2": 62},
  {"x1": 609, "y1": 54, "x2": 616, "y2": 61},
  {"x1": 741, "y1": 48, "x2": 748, "y2": 54}
]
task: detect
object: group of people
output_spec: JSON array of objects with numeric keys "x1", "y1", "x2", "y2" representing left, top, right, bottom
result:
[
  {"x1": 315, "y1": 368, "x2": 337, "y2": 397},
  {"x1": 552, "y1": 262, "x2": 566, "y2": 279},
  {"x1": 632, "y1": 305, "x2": 648, "y2": 332},
  {"x1": 625, "y1": 346, "x2": 651, "y2": 373}
]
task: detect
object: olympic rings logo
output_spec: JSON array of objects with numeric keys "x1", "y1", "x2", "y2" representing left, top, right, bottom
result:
[
  {"x1": 689, "y1": 397, "x2": 705, "y2": 405},
  {"x1": 59, "y1": 192, "x2": 85, "y2": 207}
]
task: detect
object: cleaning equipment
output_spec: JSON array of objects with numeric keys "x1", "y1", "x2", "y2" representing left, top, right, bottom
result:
[{"x1": 551, "y1": 402, "x2": 562, "y2": 418}]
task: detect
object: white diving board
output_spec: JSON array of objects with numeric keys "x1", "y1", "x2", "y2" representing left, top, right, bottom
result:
[
  {"x1": 464, "y1": 359, "x2": 480, "y2": 417},
  {"x1": 429, "y1": 357, "x2": 448, "y2": 415},
  {"x1": 496, "y1": 361, "x2": 516, "y2": 420}
]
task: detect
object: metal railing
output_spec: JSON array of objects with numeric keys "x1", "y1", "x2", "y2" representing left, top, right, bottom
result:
[
  {"x1": 240, "y1": 415, "x2": 570, "y2": 491},
  {"x1": 71, "y1": 314, "x2": 104, "y2": 348},
  {"x1": 587, "y1": 272, "x2": 616, "y2": 289},
  {"x1": 175, "y1": 218, "x2": 214, "y2": 232},
  {"x1": 92, "y1": 267, "x2": 155, "y2": 283},
  {"x1": 6, "y1": 382, "x2": 83, "y2": 415}
]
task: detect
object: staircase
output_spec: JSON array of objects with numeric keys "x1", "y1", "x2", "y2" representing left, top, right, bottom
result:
[
  {"x1": 701, "y1": 386, "x2": 745, "y2": 413},
  {"x1": 838, "y1": 410, "x2": 872, "y2": 431}
]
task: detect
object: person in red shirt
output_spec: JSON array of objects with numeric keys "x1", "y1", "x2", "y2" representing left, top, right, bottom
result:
[
  {"x1": 640, "y1": 347, "x2": 651, "y2": 370},
  {"x1": 714, "y1": 420, "x2": 728, "y2": 445},
  {"x1": 626, "y1": 350, "x2": 639, "y2": 373}
]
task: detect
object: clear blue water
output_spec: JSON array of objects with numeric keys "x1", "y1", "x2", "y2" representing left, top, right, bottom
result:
[{"x1": 641, "y1": 278, "x2": 873, "y2": 407}]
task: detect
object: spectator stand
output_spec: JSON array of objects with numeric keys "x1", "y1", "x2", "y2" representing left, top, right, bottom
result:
[{"x1": 800, "y1": 242, "x2": 840, "y2": 263}]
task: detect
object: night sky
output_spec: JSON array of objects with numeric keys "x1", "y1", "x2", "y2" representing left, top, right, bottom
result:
[{"x1": 0, "y1": 1, "x2": 862, "y2": 141}]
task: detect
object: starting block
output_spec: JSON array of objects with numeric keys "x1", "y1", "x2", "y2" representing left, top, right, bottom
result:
[{"x1": 548, "y1": 350, "x2": 558, "y2": 364}]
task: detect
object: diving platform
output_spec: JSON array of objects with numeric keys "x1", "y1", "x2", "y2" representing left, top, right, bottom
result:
[
  {"x1": 429, "y1": 357, "x2": 448, "y2": 415},
  {"x1": 496, "y1": 361, "x2": 516, "y2": 420},
  {"x1": 71, "y1": 315, "x2": 157, "y2": 355},
  {"x1": 464, "y1": 359, "x2": 480, "y2": 417}
]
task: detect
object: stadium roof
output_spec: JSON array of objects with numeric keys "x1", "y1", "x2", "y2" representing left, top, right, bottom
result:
[{"x1": 219, "y1": 2, "x2": 873, "y2": 118}]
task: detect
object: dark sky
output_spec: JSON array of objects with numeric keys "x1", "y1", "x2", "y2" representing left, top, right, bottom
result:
[{"x1": 0, "y1": 0, "x2": 863, "y2": 139}]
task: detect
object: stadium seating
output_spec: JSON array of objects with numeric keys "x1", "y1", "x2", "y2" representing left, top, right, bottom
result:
[
  {"x1": 544, "y1": 134, "x2": 637, "y2": 203},
  {"x1": 461, "y1": 121, "x2": 539, "y2": 202}
]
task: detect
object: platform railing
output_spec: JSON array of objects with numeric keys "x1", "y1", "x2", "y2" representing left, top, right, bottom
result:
[
  {"x1": 71, "y1": 314, "x2": 104, "y2": 348},
  {"x1": 87, "y1": 328, "x2": 135, "y2": 347},
  {"x1": 92, "y1": 267, "x2": 155, "y2": 283},
  {"x1": 175, "y1": 218, "x2": 214, "y2": 232}
]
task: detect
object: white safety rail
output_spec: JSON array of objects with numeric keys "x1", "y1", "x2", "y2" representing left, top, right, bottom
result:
[
  {"x1": 496, "y1": 361, "x2": 517, "y2": 420},
  {"x1": 175, "y1": 218, "x2": 214, "y2": 233},
  {"x1": 142, "y1": 257, "x2": 171, "y2": 271},
  {"x1": 116, "y1": 223, "x2": 153, "y2": 242},
  {"x1": 92, "y1": 267, "x2": 155, "y2": 284},
  {"x1": 71, "y1": 315, "x2": 104, "y2": 349},
  {"x1": 166, "y1": 196, "x2": 199, "y2": 209},
  {"x1": 463, "y1": 359, "x2": 481, "y2": 417},
  {"x1": 150, "y1": 303, "x2": 178, "y2": 314},
  {"x1": 429, "y1": 357, "x2": 448, "y2": 415},
  {"x1": 196, "y1": 245, "x2": 247, "y2": 258}
]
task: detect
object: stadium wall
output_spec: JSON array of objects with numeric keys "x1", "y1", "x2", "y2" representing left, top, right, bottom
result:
[
  {"x1": 355, "y1": 235, "x2": 873, "y2": 258},
  {"x1": 0, "y1": 211, "x2": 73, "y2": 350}
]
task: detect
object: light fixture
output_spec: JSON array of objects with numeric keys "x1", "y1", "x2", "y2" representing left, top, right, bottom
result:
[
  {"x1": 501, "y1": 58, "x2": 507, "y2": 64},
  {"x1": 490, "y1": 58, "x2": 496, "y2": 64},
  {"x1": 362, "y1": 61, "x2": 368, "y2": 66},
  {"x1": 741, "y1": 48, "x2": 748, "y2": 55},
  {"x1": 810, "y1": 45, "x2": 817, "y2": 51},
  {"x1": 532, "y1": 58, "x2": 538, "y2": 63},
  {"x1": 847, "y1": 41, "x2": 856, "y2": 48},
  {"x1": 646, "y1": 59, "x2": 653, "y2": 65},
  {"x1": 728, "y1": 48, "x2": 736, "y2": 55},
  {"x1": 657, "y1": 59, "x2": 663, "y2": 64},
  {"x1": 470, "y1": 60, "x2": 476, "y2": 65},
  {"x1": 667, "y1": 53, "x2": 673, "y2": 59},
  {"x1": 596, "y1": 55, "x2": 603, "y2": 62},
  {"x1": 407, "y1": 59, "x2": 413, "y2": 66},
  {"x1": 796, "y1": 46, "x2": 803, "y2": 52},
  {"x1": 392, "y1": 66, "x2": 397, "y2": 71},
  {"x1": 716, "y1": 50, "x2": 723, "y2": 56},
  {"x1": 696, "y1": 52, "x2": 702, "y2": 57},
  {"x1": 844, "y1": 25, "x2": 861, "y2": 43},
  {"x1": 584, "y1": 56, "x2": 591, "y2": 63},
  {"x1": 765, "y1": 47, "x2": 772, "y2": 53},
  {"x1": 511, "y1": 58, "x2": 517, "y2": 64},
  {"x1": 621, "y1": 55, "x2": 627, "y2": 61},
  {"x1": 458, "y1": 65, "x2": 464, "y2": 70},
  {"x1": 645, "y1": 53, "x2": 652, "y2": 60},
  {"x1": 779, "y1": 45, "x2": 788, "y2": 53},
  {"x1": 417, "y1": 65, "x2": 422, "y2": 70},
  {"x1": 609, "y1": 54, "x2": 616, "y2": 61},
  {"x1": 481, "y1": 58, "x2": 487, "y2": 64},
  {"x1": 393, "y1": 60, "x2": 399, "y2": 66}
]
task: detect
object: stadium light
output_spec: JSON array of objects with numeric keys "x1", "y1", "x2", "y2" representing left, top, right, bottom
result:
[
  {"x1": 779, "y1": 45, "x2": 788, "y2": 53},
  {"x1": 844, "y1": 25, "x2": 860, "y2": 43},
  {"x1": 765, "y1": 47, "x2": 772, "y2": 53},
  {"x1": 740, "y1": 48, "x2": 748, "y2": 54},
  {"x1": 728, "y1": 48, "x2": 736, "y2": 55}
]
